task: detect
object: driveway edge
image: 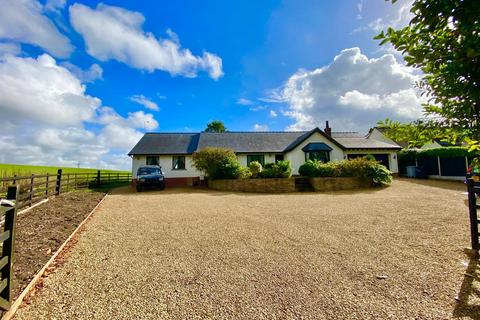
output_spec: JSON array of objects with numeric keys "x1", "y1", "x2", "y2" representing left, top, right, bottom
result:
[{"x1": 1, "y1": 193, "x2": 109, "y2": 320}]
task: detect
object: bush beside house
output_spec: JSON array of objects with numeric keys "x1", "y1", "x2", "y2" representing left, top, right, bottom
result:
[
  {"x1": 298, "y1": 158, "x2": 393, "y2": 186},
  {"x1": 192, "y1": 148, "x2": 293, "y2": 180},
  {"x1": 193, "y1": 148, "x2": 391, "y2": 192}
]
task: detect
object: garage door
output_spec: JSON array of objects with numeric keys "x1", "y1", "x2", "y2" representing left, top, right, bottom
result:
[{"x1": 347, "y1": 154, "x2": 390, "y2": 170}]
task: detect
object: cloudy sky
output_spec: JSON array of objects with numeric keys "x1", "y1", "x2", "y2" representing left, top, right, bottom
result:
[{"x1": 0, "y1": 0, "x2": 420, "y2": 170}]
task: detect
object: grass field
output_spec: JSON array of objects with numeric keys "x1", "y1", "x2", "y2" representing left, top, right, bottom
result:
[{"x1": 0, "y1": 163, "x2": 129, "y2": 177}]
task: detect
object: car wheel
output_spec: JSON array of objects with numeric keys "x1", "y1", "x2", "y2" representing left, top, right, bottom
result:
[
  {"x1": 159, "y1": 183, "x2": 165, "y2": 190},
  {"x1": 136, "y1": 185, "x2": 143, "y2": 192}
]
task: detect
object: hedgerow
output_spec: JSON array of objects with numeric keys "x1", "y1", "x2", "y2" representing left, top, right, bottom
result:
[{"x1": 298, "y1": 158, "x2": 392, "y2": 186}]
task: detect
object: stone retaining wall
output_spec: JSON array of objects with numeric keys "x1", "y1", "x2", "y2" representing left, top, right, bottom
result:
[
  {"x1": 309, "y1": 177, "x2": 373, "y2": 192},
  {"x1": 208, "y1": 178, "x2": 295, "y2": 193}
]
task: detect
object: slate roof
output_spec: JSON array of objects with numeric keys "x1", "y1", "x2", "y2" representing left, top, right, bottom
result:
[
  {"x1": 197, "y1": 131, "x2": 308, "y2": 153},
  {"x1": 128, "y1": 128, "x2": 401, "y2": 155},
  {"x1": 334, "y1": 137, "x2": 402, "y2": 149},
  {"x1": 128, "y1": 133, "x2": 199, "y2": 155}
]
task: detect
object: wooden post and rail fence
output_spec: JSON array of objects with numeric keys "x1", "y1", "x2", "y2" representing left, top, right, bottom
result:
[
  {"x1": 0, "y1": 169, "x2": 131, "y2": 312},
  {"x1": 0, "y1": 170, "x2": 132, "y2": 210},
  {"x1": 0, "y1": 186, "x2": 19, "y2": 310}
]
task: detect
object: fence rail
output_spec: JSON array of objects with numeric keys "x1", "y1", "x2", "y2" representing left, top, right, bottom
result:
[{"x1": 0, "y1": 170, "x2": 132, "y2": 210}]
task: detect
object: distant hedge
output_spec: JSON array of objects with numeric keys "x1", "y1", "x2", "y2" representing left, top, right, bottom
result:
[{"x1": 399, "y1": 147, "x2": 479, "y2": 160}]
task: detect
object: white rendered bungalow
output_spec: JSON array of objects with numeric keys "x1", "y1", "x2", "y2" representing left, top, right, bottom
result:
[{"x1": 128, "y1": 122, "x2": 402, "y2": 187}]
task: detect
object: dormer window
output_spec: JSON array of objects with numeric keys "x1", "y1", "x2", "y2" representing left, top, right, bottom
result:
[{"x1": 302, "y1": 143, "x2": 332, "y2": 163}]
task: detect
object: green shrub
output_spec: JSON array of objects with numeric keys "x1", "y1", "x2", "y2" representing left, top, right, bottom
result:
[
  {"x1": 298, "y1": 160, "x2": 318, "y2": 177},
  {"x1": 365, "y1": 162, "x2": 393, "y2": 185},
  {"x1": 192, "y1": 147, "x2": 243, "y2": 179},
  {"x1": 274, "y1": 160, "x2": 293, "y2": 178},
  {"x1": 338, "y1": 157, "x2": 373, "y2": 177},
  {"x1": 298, "y1": 158, "x2": 392, "y2": 186},
  {"x1": 299, "y1": 160, "x2": 343, "y2": 177},
  {"x1": 258, "y1": 161, "x2": 293, "y2": 178},
  {"x1": 238, "y1": 166, "x2": 252, "y2": 179},
  {"x1": 248, "y1": 161, "x2": 262, "y2": 178}
]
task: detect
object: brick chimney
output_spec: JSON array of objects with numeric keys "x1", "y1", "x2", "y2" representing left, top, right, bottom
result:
[{"x1": 324, "y1": 121, "x2": 332, "y2": 136}]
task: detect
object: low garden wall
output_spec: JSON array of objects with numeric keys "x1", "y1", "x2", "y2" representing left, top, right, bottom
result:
[
  {"x1": 309, "y1": 177, "x2": 373, "y2": 192},
  {"x1": 208, "y1": 178, "x2": 295, "y2": 193}
]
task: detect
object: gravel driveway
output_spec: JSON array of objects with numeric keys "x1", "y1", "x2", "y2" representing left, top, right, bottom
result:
[{"x1": 15, "y1": 179, "x2": 479, "y2": 319}]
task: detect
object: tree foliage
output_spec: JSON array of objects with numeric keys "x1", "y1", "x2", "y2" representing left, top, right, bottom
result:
[
  {"x1": 205, "y1": 120, "x2": 227, "y2": 133},
  {"x1": 376, "y1": 118, "x2": 460, "y2": 148},
  {"x1": 375, "y1": 0, "x2": 480, "y2": 143},
  {"x1": 192, "y1": 147, "x2": 242, "y2": 179}
]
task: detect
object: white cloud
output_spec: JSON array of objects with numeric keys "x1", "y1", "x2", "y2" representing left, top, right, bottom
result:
[
  {"x1": 356, "y1": 0, "x2": 363, "y2": 20},
  {"x1": 277, "y1": 47, "x2": 423, "y2": 131},
  {"x1": 130, "y1": 94, "x2": 159, "y2": 111},
  {"x1": 125, "y1": 111, "x2": 159, "y2": 130},
  {"x1": 62, "y1": 62, "x2": 103, "y2": 83},
  {"x1": 69, "y1": 3, "x2": 223, "y2": 79},
  {"x1": 369, "y1": 0, "x2": 413, "y2": 32},
  {"x1": 249, "y1": 105, "x2": 267, "y2": 112},
  {"x1": 99, "y1": 124, "x2": 144, "y2": 150},
  {"x1": 0, "y1": 54, "x2": 100, "y2": 126},
  {"x1": 45, "y1": 0, "x2": 66, "y2": 12},
  {"x1": 237, "y1": 98, "x2": 254, "y2": 106},
  {"x1": 0, "y1": 54, "x2": 157, "y2": 170},
  {"x1": 253, "y1": 124, "x2": 269, "y2": 131},
  {"x1": 0, "y1": 42, "x2": 21, "y2": 57},
  {"x1": 269, "y1": 110, "x2": 278, "y2": 118},
  {"x1": 97, "y1": 107, "x2": 159, "y2": 130},
  {"x1": 0, "y1": 0, "x2": 73, "y2": 57}
]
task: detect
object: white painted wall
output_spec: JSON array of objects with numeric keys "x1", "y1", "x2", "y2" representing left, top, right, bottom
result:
[
  {"x1": 131, "y1": 155, "x2": 202, "y2": 179},
  {"x1": 284, "y1": 132, "x2": 344, "y2": 175},
  {"x1": 344, "y1": 150, "x2": 399, "y2": 173}
]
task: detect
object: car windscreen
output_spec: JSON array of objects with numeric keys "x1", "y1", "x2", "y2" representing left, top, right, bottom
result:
[{"x1": 137, "y1": 167, "x2": 160, "y2": 175}]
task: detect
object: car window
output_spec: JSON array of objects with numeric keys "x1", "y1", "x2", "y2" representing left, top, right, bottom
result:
[{"x1": 137, "y1": 167, "x2": 160, "y2": 175}]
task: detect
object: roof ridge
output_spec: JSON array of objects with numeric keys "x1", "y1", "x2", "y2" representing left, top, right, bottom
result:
[
  {"x1": 201, "y1": 131, "x2": 309, "y2": 134},
  {"x1": 145, "y1": 132, "x2": 199, "y2": 134}
]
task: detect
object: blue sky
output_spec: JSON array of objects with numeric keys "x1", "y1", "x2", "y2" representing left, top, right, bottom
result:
[{"x1": 0, "y1": 0, "x2": 420, "y2": 169}]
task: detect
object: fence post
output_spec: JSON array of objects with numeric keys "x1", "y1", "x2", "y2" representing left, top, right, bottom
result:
[
  {"x1": 437, "y1": 156, "x2": 442, "y2": 177},
  {"x1": 467, "y1": 178, "x2": 479, "y2": 252},
  {"x1": 28, "y1": 174, "x2": 34, "y2": 206},
  {"x1": 55, "y1": 169, "x2": 62, "y2": 195},
  {"x1": 66, "y1": 174, "x2": 70, "y2": 192},
  {"x1": 0, "y1": 186, "x2": 19, "y2": 309},
  {"x1": 12, "y1": 175, "x2": 16, "y2": 186},
  {"x1": 45, "y1": 174, "x2": 49, "y2": 199},
  {"x1": 97, "y1": 170, "x2": 101, "y2": 186}
]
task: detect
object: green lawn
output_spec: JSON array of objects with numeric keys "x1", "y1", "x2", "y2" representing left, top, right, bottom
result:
[{"x1": 0, "y1": 163, "x2": 129, "y2": 178}]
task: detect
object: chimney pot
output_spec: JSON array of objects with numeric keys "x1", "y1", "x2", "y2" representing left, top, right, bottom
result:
[{"x1": 324, "y1": 121, "x2": 332, "y2": 136}]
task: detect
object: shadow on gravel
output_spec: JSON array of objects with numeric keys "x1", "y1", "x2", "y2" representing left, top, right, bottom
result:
[
  {"x1": 109, "y1": 185, "x2": 389, "y2": 197},
  {"x1": 398, "y1": 177, "x2": 465, "y2": 192},
  {"x1": 453, "y1": 250, "x2": 480, "y2": 319}
]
